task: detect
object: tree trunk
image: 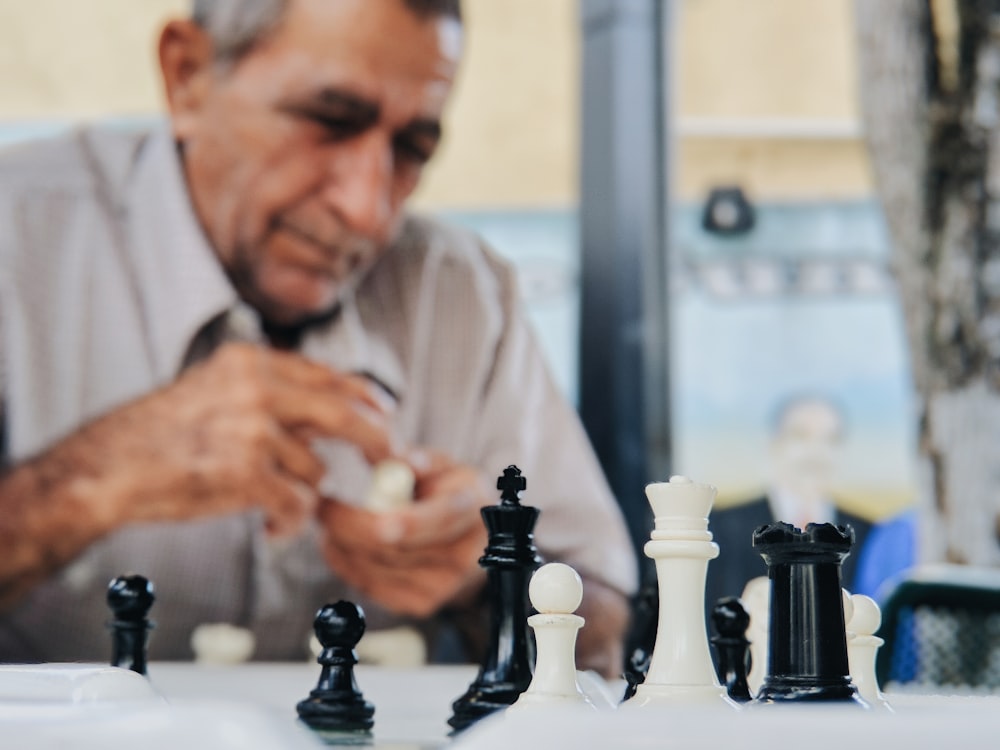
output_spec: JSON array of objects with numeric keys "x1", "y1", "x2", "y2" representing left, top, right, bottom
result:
[{"x1": 855, "y1": 0, "x2": 1000, "y2": 565}]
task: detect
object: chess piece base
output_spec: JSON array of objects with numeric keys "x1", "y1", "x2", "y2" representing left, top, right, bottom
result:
[
  {"x1": 507, "y1": 689, "x2": 594, "y2": 714},
  {"x1": 626, "y1": 682, "x2": 733, "y2": 707},
  {"x1": 448, "y1": 682, "x2": 525, "y2": 733},
  {"x1": 296, "y1": 689, "x2": 375, "y2": 733},
  {"x1": 755, "y1": 677, "x2": 867, "y2": 706}
]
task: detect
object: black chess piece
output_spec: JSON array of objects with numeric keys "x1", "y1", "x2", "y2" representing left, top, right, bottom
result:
[
  {"x1": 710, "y1": 596, "x2": 753, "y2": 703},
  {"x1": 297, "y1": 601, "x2": 375, "y2": 739},
  {"x1": 106, "y1": 574, "x2": 155, "y2": 676},
  {"x1": 621, "y1": 566, "x2": 658, "y2": 701},
  {"x1": 752, "y1": 522, "x2": 866, "y2": 705},
  {"x1": 448, "y1": 465, "x2": 542, "y2": 733}
]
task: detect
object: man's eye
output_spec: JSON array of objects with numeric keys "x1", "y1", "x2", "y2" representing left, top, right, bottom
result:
[
  {"x1": 309, "y1": 115, "x2": 361, "y2": 140},
  {"x1": 393, "y1": 137, "x2": 433, "y2": 165}
]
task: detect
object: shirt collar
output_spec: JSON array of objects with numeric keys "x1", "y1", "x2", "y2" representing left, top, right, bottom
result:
[
  {"x1": 125, "y1": 124, "x2": 237, "y2": 381},
  {"x1": 299, "y1": 285, "x2": 407, "y2": 404}
]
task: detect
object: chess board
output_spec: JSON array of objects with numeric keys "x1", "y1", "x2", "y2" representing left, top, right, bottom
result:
[{"x1": 4, "y1": 662, "x2": 1000, "y2": 749}]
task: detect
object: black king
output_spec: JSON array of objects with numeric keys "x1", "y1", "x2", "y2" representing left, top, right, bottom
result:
[{"x1": 448, "y1": 465, "x2": 542, "y2": 733}]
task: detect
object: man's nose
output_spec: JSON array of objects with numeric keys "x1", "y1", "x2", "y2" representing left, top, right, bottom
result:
[{"x1": 321, "y1": 133, "x2": 394, "y2": 241}]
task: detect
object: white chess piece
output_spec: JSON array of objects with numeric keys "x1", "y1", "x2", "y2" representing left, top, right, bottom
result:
[
  {"x1": 364, "y1": 459, "x2": 416, "y2": 512},
  {"x1": 629, "y1": 476, "x2": 734, "y2": 707},
  {"x1": 847, "y1": 593, "x2": 892, "y2": 710},
  {"x1": 741, "y1": 576, "x2": 769, "y2": 696},
  {"x1": 190, "y1": 624, "x2": 256, "y2": 665},
  {"x1": 842, "y1": 588, "x2": 855, "y2": 633},
  {"x1": 508, "y1": 563, "x2": 594, "y2": 712}
]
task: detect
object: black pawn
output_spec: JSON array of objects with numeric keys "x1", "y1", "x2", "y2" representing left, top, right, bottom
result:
[
  {"x1": 710, "y1": 596, "x2": 753, "y2": 703},
  {"x1": 752, "y1": 522, "x2": 865, "y2": 705},
  {"x1": 296, "y1": 601, "x2": 375, "y2": 738},
  {"x1": 448, "y1": 465, "x2": 542, "y2": 733},
  {"x1": 107, "y1": 574, "x2": 155, "y2": 676}
]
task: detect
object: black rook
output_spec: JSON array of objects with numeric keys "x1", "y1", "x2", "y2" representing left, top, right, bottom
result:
[
  {"x1": 752, "y1": 522, "x2": 865, "y2": 705},
  {"x1": 448, "y1": 465, "x2": 542, "y2": 733}
]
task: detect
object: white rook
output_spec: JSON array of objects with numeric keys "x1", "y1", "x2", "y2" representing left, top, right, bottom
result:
[{"x1": 629, "y1": 476, "x2": 733, "y2": 708}]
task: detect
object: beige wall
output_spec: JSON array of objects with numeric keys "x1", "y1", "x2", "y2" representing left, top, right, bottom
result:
[
  {"x1": 675, "y1": 0, "x2": 874, "y2": 200},
  {"x1": 0, "y1": 0, "x2": 874, "y2": 207},
  {"x1": 0, "y1": 0, "x2": 184, "y2": 117}
]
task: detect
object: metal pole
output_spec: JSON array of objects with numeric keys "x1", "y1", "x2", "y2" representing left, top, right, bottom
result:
[{"x1": 578, "y1": 0, "x2": 672, "y2": 562}]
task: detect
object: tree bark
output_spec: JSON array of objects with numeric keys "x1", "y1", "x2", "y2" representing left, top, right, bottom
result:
[{"x1": 855, "y1": 0, "x2": 1000, "y2": 565}]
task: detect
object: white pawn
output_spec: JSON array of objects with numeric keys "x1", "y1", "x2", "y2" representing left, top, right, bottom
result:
[
  {"x1": 741, "y1": 576, "x2": 770, "y2": 696},
  {"x1": 508, "y1": 563, "x2": 594, "y2": 712},
  {"x1": 364, "y1": 459, "x2": 416, "y2": 512},
  {"x1": 190, "y1": 623, "x2": 256, "y2": 664},
  {"x1": 847, "y1": 593, "x2": 892, "y2": 710}
]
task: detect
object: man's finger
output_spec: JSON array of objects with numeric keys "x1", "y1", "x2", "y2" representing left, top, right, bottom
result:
[
  {"x1": 320, "y1": 538, "x2": 454, "y2": 617},
  {"x1": 259, "y1": 349, "x2": 394, "y2": 413},
  {"x1": 257, "y1": 470, "x2": 316, "y2": 538},
  {"x1": 271, "y1": 428, "x2": 326, "y2": 487},
  {"x1": 269, "y1": 382, "x2": 396, "y2": 463},
  {"x1": 387, "y1": 490, "x2": 484, "y2": 550}
]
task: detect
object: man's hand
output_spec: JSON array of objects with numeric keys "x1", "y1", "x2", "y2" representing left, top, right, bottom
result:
[
  {"x1": 99, "y1": 343, "x2": 397, "y2": 535},
  {"x1": 576, "y1": 577, "x2": 630, "y2": 679},
  {"x1": 0, "y1": 342, "x2": 395, "y2": 609},
  {"x1": 317, "y1": 456, "x2": 490, "y2": 618}
]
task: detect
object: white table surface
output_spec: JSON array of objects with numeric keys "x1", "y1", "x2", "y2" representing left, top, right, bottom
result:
[
  {"x1": 152, "y1": 662, "x2": 477, "y2": 748},
  {"x1": 6, "y1": 662, "x2": 1000, "y2": 749}
]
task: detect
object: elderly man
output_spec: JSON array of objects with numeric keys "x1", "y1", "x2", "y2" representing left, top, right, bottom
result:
[{"x1": 0, "y1": 0, "x2": 636, "y2": 674}]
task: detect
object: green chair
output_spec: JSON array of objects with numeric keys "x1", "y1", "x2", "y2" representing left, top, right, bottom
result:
[{"x1": 876, "y1": 565, "x2": 1000, "y2": 690}]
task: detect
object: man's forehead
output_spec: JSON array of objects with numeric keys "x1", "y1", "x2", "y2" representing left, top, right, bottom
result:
[
  {"x1": 276, "y1": 0, "x2": 462, "y2": 68},
  {"x1": 250, "y1": 0, "x2": 461, "y2": 109}
]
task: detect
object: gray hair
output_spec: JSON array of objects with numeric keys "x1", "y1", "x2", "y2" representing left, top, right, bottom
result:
[
  {"x1": 191, "y1": 0, "x2": 461, "y2": 64},
  {"x1": 191, "y1": 0, "x2": 287, "y2": 63}
]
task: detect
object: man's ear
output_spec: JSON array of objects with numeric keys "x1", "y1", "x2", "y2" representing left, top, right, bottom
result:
[{"x1": 158, "y1": 20, "x2": 216, "y2": 140}]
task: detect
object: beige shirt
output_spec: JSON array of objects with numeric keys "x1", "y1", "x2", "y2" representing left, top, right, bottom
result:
[{"x1": 0, "y1": 125, "x2": 636, "y2": 661}]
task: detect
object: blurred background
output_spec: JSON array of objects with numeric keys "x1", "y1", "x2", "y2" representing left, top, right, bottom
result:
[{"x1": 0, "y1": 0, "x2": 917, "y2": 564}]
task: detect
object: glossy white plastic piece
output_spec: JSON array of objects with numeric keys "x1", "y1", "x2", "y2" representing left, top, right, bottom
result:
[
  {"x1": 1, "y1": 701, "x2": 324, "y2": 749},
  {"x1": 0, "y1": 663, "x2": 161, "y2": 704},
  {"x1": 847, "y1": 593, "x2": 892, "y2": 710},
  {"x1": 629, "y1": 476, "x2": 733, "y2": 707},
  {"x1": 191, "y1": 624, "x2": 256, "y2": 665},
  {"x1": 741, "y1": 576, "x2": 770, "y2": 696},
  {"x1": 509, "y1": 563, "x2": 593, "y2": 712},
  {"x1": 364, "y1": 459, "x2": 416, "y2": 512}
]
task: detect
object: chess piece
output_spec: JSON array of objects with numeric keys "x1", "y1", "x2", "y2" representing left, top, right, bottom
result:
[
  {"x1": 621, "y1": 572, "x2": 658, "y2": 701},
  {"x1": 710, "y1": 597, "x2": 753, "y2": 703},
  {"x1": 741, "y1": 576, "x2": 769, "y2": 695},
  {"x1": 107, "y1": 574, "x2": 155, "y2": 676},
  {"x1": 448, "y1": 465, "x2": 542, "y2": 732},
  {"x1": 752, "y1": 522, "x2": 865, "y2": 705},
  {"x1": 627, "y1": 476, "x2": 733, "y2": 708},
  {"x1": 509, "y1": 563, "x2": 593, "y2": 712},
  {"x1": 364, "y1": 459, "x2": 416, "y2": 512},
  {"x1": 296, "y1": 601, "x2": 375, "y2": 738},
  {"x1": 847, "y1": 593, "x2": 892, "y2": 710},
  {"x1": 190, "y1": 624, "x2": 256, "y2": 664}
]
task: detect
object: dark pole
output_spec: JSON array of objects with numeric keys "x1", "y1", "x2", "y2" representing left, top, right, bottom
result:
[{"x1": 578, "y1": 0, "x2": 673, "y2": 563}]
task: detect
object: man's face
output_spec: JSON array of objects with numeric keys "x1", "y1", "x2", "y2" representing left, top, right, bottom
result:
[
  {"x1": 164, "y1": 0, "x2": 462, "y2": 326},
  {"x1": 770, "y1": 400, "x2": 844, "y2": 499}
]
